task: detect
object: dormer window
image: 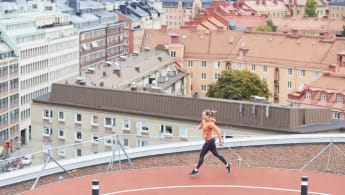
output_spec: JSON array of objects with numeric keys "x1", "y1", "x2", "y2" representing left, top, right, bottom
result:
[
  {"x1": 320, "y1": 94, "x2": 327, "y2": 103},
  {"x1": 305, "y1": 92, "x2": 311, "y2": 100},
  {"x1": 337, "y1": 96, "x2": 343, "y2": 104}
]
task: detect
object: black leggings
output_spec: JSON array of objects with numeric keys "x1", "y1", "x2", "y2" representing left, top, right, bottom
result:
[{"x1": 196, "y1": 138, "x2": 227, "y2": 169}]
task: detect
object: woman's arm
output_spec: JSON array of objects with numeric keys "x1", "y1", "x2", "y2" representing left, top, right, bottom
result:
[{"x1": 208, "y1": 123, "x2": 223, "y2": 145}]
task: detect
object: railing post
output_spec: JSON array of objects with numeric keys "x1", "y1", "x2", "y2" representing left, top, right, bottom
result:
[
  {"x1": 301, "y1": 176, "x2": 308, "y2": 195},
  {"x1": 92, "y1": 180, "x2": 99, "y2": 195}
]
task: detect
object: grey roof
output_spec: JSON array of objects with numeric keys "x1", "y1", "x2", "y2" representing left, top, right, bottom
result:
[
  {"x1": 329, "y1": 0, "x2": 345, "y2": 5},
  {"x1": 34, "y1": 83, "x2": 339, "y2": 134},
  {"x1": 293, "y1": 119, "x2": 345, "y2": 133}
]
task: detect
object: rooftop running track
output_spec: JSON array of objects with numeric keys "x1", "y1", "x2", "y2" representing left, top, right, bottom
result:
[{"x1": 21, "y1": 166, "x2": 345, "y2": 195}]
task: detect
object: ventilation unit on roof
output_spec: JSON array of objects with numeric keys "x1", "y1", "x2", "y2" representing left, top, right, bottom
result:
[{"x1": 181, "y1": 35, "x2": 186, "y2": 39}]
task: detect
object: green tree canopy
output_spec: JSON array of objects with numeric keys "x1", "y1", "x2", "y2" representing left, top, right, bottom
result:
[
  {"x1": 206, "y1": 70, "x2": 270, "y2": 101},
  {"x1": 256, "y1": 24, "x2": 272, "y2": 32},
  {"x1": 342, "y1": 25, "x2": 345, "y2": 37},
  {"x1": 266, "y1": 19, "x2": 277, "y2": 32},
  {"x1": 305, "y1": 0, "x2": 317, "y2": 17}
]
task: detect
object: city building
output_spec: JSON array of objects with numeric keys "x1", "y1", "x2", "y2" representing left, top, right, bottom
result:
[
  {"x1": 56, "y1": 0, "x2": 125, "y2": 67},
  {"x1": 272, "y1": 17, "x2": 345, "y2": 36},
  {"x1": 117, "y1": 12, "x2": 144, "y2": 54},
  {"x1": 0, "y1": 42, "x2": 19, "y2": 155},
  {"x1": 141, "y1": 28, "x2": 345, "y2": 104},
  {"x1": 161, "y1": 0, "x2": 212, "y2": 29},
  {"x1": 329, "y1": 0, "x2": 345, "y2": 19},
  {"x1": 288, "y1": 72, "x2": 345, "y2": 120},
  {"x1": 285, "y1": 0, "x2": 329, "y2": 19},
  {"x1": 31, "y1": 82, "x2": 335, "y2": 159},
  {"x1": 245, "y1": 0, "x2": 291, "y2": 18},
  {"x1": 0, "y1": 0, "x2": 80, "y2": 144},
  {"x1": 181, "y1": 0, "x2": 265, "y2": 31},
  {"x1": 61, "y1": 48, "x2": 187, "y2": 95},
  {"x1": 115, "y1": 1, "x2": 165, "y2": 29}
]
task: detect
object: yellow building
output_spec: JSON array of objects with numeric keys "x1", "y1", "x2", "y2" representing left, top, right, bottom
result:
[
  {"x1": 288, "y1": 0, "x2": 328, "y2": 18},
  {"x1": 329, "y1": 0, "x2": 345, "y2": 19},
  {"x1": 245, "y1": 0, "x2": 292, "y2": 18},
  {"x1": 30, "y1": 83, "x2": 333, "y2": 160},
  {"x1": 141, "y1": 28, "x2": 345, "y2": 104}
]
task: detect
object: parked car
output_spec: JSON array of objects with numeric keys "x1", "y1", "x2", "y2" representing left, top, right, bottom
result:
[{"x1": 21, "y1": 155, "x2": 32, "y2": 166}]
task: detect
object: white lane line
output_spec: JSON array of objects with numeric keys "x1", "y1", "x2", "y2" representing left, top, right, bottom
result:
[{"x1": 102, "y1": 185, "x2": 331, "y2": 195}]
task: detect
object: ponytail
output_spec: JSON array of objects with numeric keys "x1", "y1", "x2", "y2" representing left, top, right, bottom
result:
[{"x1": 203, "y1": 109, "x2": 217, "y2": 118}]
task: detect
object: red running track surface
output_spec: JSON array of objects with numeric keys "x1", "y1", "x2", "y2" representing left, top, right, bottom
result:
[{"x1": 21, "y1": 166, "x2": 345, "y2": 195}]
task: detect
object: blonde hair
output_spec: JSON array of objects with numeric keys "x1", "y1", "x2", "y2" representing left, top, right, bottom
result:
[{"x1": 203, "y1": 109, "x2": 217, "y2": 118}]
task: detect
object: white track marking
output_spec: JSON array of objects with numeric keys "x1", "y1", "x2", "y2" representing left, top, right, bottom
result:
[{"x1": 102, "y1": 185, "x2": 331, "y2": 195}]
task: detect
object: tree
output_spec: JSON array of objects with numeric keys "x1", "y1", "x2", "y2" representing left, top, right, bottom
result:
[
  {"x1": 266, "y1": 19, "x2": 277, "y2": 32},
  {"x1": 304, "y1": 0, "x2": 317, "y2": 17},
  {"x1": 206, "y1": 70, "x2": 270, "y2": 101},
  {"x1": 256, "y1": 24, "x2": 272, "y2": 32}
]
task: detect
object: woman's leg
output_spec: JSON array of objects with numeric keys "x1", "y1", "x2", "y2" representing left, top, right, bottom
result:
[
  {"x1": 209, "y1": 139, "x2": 227, "y2": 165},
  {"x1": 195, "y1": 140, "x2": 211, "y2": 169}
]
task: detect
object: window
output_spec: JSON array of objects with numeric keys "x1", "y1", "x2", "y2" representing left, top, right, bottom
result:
[
  {"x1": 201, "y1": 61, "x2": 206, "y2": 68},
  {"x1": 137, "y1": 139, "x2": 149, "y2": 147},
  {"x1": 251, "y1": 64, "x2": 256, "y2": 71},
  {"x1": 201, "y1": 84, "x2": 207, "y2": 92},
  {"x1": 337, "y1": 96, "x2": 343, "y2": 104},
  {"x1": 123, "y1": 138, "x2": 129, "y2": 147},
  {"x1": 123, "y1": 119, "x2": 130, "y2": 129},
  {"x1": 179, "y1": 127, "x2": 188, "y2": 138},
  {"x1": 320, "y1": 94, "x2": 327, "y2": 102},
  {"x1": 333, "y1": 112, "x2": 340, "y2": 119},
  {"x1": 92, "y1": 115, "x2": 98, "y2": 125},
  {"x1": 43, "y1": 109, "x2": 52, "y2": 118},
  {"x1": 306, "y1": 92, "x2": 311, "y2": 100},
  {"x1": 170, "y1": 51, "x2": 176, "y2": 58},
  {"x1": 104, "y1": 136, "x2": 113, "y2": 146},
  {"x1": 300, "y1": 69, "x2": 305, "y2": 77},
  {"x1": 236, "y1": 63, "x2": 241, "y2": 70},
  {"x1": 287, "y1": 81, "x2": 292, "y2": 89},
  {"x1": 75, "y1": 131, "x2": 82, "y2": 141},
  {"x1": 214, "y1": 61, "x2": 221, "y2": 68},
  {"x1": 262, "y1": 65, "x2": 267, "y2": 73},
  {"x1": 313, "y1": 71, "x2": 319, "y2": 80},
  {"x1": 136, "y1": 121, "x2": 149, "y2": 131},
  {"x1": 91, "y1": 134, "x2": 99, "y2": 143},
  {"x1": 124, "y1": 31, "x2": 129, "y2": 37},
  {"x1": 76, "y1": 149, "x2": 82, "y2": 157},
  {"x1": 58, "y1": 147, "x2": 65, "y2": 156},
  {"x1": 287, "y1": 68, "x2": 292, "y2": 76},
  {"x1": 187, "y1": 60, "x2": 193, "y2": 68},
  {"x1": 42, "y1": 143, "x2": 51, "y2": 154},
  {"x1": 58, "y1": 111, "x2": 64, "y2": 121},
  {"x1": 58, "y1": 128, "x2": 64, "y2": 138},
  {"x1": 160, "y1": 124, "x2": 173, "y2": 135},
  {"x1": 201, "y1": 73, "x2": 207, "y2": 80},
  {"x1": 124, "y1": 22, "x2": 129, "y2": 28},
  {"x1": 214, "y1": 73, "x2": 220, "y2": 80},
  {"x1": 105, "y1": 117, "x2": 116, "y2": 127},
  {"x1": 43, "y1": 127, "x2": 52, "y2": 136},
  {"x1": 75, "y1": 113, "x2": 82, "y2": 123}
]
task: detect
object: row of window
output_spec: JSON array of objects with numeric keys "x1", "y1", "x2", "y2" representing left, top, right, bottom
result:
[
  {"x1": 0, "y1": 94, "x2": 19, "y2": 109},
  {"x1": 21, "y1": 60, "x2": 48, "y2": 75},
  {"x1": 0, "y1": 79, "x2": 18, "y2": 93},
  {"x1": 0, "y1": 109, "x2": 19, "y2": 126},
  {"x1": 0, "y1": 63, "x2": 18, "y2": 77},
  {"x1": 80, "y1": 29, "x2": 106, "y2": 40},
  {"x1": 20, "y1": 73, "x2": 48, "y2": 90},
  {"x1": 50, "y1": 52, "x2": 78, "y2": 67},
  {"x1": 305, "y1": 92, "x2": 344, "y2": 104},
  {"x1": 21, "y1": 87, "x2": 49, "y2": 106},
  {"x1": 20, "y1": 45, "x2": 49, "y2": 60},
  {"x1": 49, "y1": 40, "x2": 79, "y2": 53},
  {"x1": 43, "y1": 110, "x2": 190, "y2": 137}
]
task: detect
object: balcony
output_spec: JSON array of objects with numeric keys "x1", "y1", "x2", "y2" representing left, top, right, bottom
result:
[{"x1": 274, "y1": 80, "x2": 279, "y2": 87}]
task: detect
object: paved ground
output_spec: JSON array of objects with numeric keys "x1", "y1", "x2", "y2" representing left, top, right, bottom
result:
[
  {"x1": 21, "y1": 166, "x2": 345, "y2": 195},
  {"x1": 1, "y1": 143, "x2": 345, "y2": 195}
]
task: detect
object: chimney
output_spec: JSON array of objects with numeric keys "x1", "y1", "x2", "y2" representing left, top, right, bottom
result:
[
  {"x1": 245, "y1": 26, "x2": 256, "y2": 33},
  {"x1": 321, "y1": 31, "x2": 336, "y2": 43},
  {"x1": 337, "y1": 52, "x2": 345, "y2": 67},
  {"x1": 289, "y1": 0, "x2": 292, "y2": 4},
  {"x1": 293, "y1": 0, "x2": 297, "y2": 6},
  {"x1": 289, "y1": 29, "x2": 300, "y2": 38},
  {"x1": 256, "y1": 0, "x2": 260, "y2": 5},
  {"x1": 262, "y1": 0, "x2": 266, "y2": 5},
  {"x1": 273, "y1": 0, "x2": 278, "y2": 4},
  {"x1": 169, "y1": 33, "x2": 180, "y2": 44},
  {"x1": 160, "y1": 25, "x2": 168, "y2": 33}
]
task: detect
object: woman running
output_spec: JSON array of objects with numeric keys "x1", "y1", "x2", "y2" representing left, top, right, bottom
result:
[{"x1": 189, "y1": 110, "x2": 231, "y2": 176}]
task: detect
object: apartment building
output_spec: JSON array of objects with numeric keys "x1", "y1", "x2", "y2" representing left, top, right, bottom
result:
[
  {"x1": 61, "y1": 48, "x2": 187, "y2": 95},
  {"x1": 288, "y1": 72, "x2": 345, "y2": 120},
  {"x1": 329, "y1": 0, "x2": 345, "y2": 19},
  {"x1": 285, "y1": 0, "x2": 329, "y2": 19},
  {"x1": 31, "y1": 83, "x2": 336, "y2": 159},
  {"x1": 0, "y1": 0, "x2": 79, "y2": 144},
  {"x1": 141, "y1": 28, "x2": 345, "y2": 104},
  {"x1": 245, "y1": 0, "x2": 291, "y2": 18},
  {"x1": 161, "y1": 0, "x2": 212, "y2": 29},
  {"x1": 0, "y1": 42, "x2": 19, "y2": 153},
  {"x1": 117, "y1": 12, "x2": 144, "y2": 54},
  {"x1": 56, "y1": 0, "x2": 125, "y2": 67}
]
